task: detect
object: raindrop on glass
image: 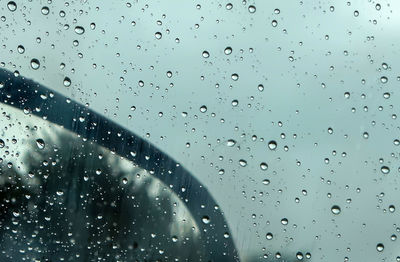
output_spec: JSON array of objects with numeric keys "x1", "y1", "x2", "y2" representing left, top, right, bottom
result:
[
  {"x1": 331, "y1": 205, "x2": 341, "y2": 215},
  {"x1": 7, "y1": 1, "x2": 17, "y2": 12},
  {"x1": 30, "y1": 59, "x2": 40, "y2": 70},
  {"x1": 36, "y1": 139, "x2": 45, "y2": 149}
]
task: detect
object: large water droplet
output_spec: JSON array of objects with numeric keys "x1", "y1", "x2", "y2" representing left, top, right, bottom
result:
[
  {"x1": 30, "y1": 59, "x2": 40, "y2": 70},
  {"x1": 331, "y1": 205, "x2": 341, "y2": 215},
  {"x1": 268, "y1": 140, "x2": 277, "y2": 150},
  {"x1": 266, "y1": 232, "x2": 273, "y2": 240},
  {"x1": 7, "y1": 1, "x2": 17, "y2": 12},
  {"x1": 155, "y1": 32, "x2": 162, "y2": 39},
  {"x1": 74, "y1": 26, "x2": 85, "y2": 35},
  {"x1": 202, "y1": 216, "x2": 210, "y2": 224},
  {"x1": 380, "y1": 76, "x2": 388, "y2": 83},
  {"x1": 239, "y1": 159, "x2": 247, "y2": 167},
  {"x1": 224, "y1": 47, "x2": 232, "y2": 55},
  {"x1": 248, "y1": 5, "x2": 256, "y2": 13},
  {"x1": 0, "y1": 139, "x2": 5, "y2": 148},
  {"x1": 202, "y1": 50, "x2": 210, "y2": 58},
  {"x1": 376, "y1": 243, "x2": 384, "y2": 252},
  {"x1": 41, "y1": 6, "x2": 49, "y2": 15},
  {"x1": 63, "y1": 77, "x2": 71, "y2": 87},
  {"x1": 36, "y1": 139, "x2": 45, "y2": 149},
  {"x1": 199, "y1": 105, "x2": 207, "y2": 113},
  {"x1": 17, "y1": 45, "x2": 25, "y2": 54},
  {"x1": 381, "y1": 166, "x2": 390, "y2": 174},
  {"x1": 226, "y1": 139, "x2": 236, "y2": 147},
  {"x1": 260, "y1": 162, "x2": 268, "y2": 170}
]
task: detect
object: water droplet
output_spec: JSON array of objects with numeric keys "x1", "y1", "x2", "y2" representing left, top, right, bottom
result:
[
  {"x1": 258, "y1": 84, "x2": 264, "y2": 92},
  {"x1": 36, "y1": 139, "x2": 45, "y2": 149},
  {"x1": 389, "y1": 205, "x2": 395, "y2": 213},
  {"x1": 231, "y1": 99, "x2": 238, "y2": 106},
  {"x1": 331, "y1": 205, "x2": 341, "y2": 215},
  {"x1": 7, "y1": 1, "x2": 17, "y2": 12},
  {"x1": 375, "y1": 3, "x2": 381, "y2": 10},
  {"x1": 271, "y1": 20, "x2": 278, "y2": 27},
  {"x1": 262, "y1": 179, "x2": 270, "y2": 185},
  {"x1": 202, "y1": 216, "x2": 210, "y2": 224},
  {"x1": 74, "y1": 26, "x2": 85, "y2": 35},
  {"x1": 248, "y1": 5, "x2": 256, "y2": 13},
  {"x1": 274, "y1": 8, "x2": 280, "y2": 14},
  {"x1": 226, "y1": 3, "x2": 233, "y2": 10},
  {"x1": 266, "y1": 232, "x2": 273, "y2": 240},
  {"x1": 63, "y1": 77, "x2": 71, "y2": 87},
  {"x1": 268, "y1": 140, "x2": 277, "y2": 150},
  {"x1": 226, "y1": 139, "x2": 236, "y2": 147},
  {"x1": 199, "y1": 105, "x2": 207, "y2": 113},
  {"x1": 354, "y1": 10, "x2": 359, "y2": 17},
  {"x1": 41, "y1": 6, "x2": 49, "y2": 15},
  {"x1": 231, "y1": 73, "x2": 239, "y2": 81},
  {"x1": 281, "y1": 218, "x2": 288, "y2": 225},
  {"x1": 122, "y1": 178, "x2": 128, "y2": 184},
  {"x1": 56, "y1": 191, "x2": 64, "y2": 196},
  {"x1": 17, "y1": 45, "x2": 25, "y2": 54},
  {"x1": 239, "y1": 159, "x2": 247, "y2": 167},
  {"x1": 260, "y1": 162, "x2": 268, "y2": 170},
  {"x1": 381, "y1": 166, "x2": 390, "y2": 174},
  {"x1": 0, "y1": 139, "x2": 5, "y2": 148},
  {"x1": 202, "y1": 50, "x2": 210, "y2": 58},
  {"x1": 376, "y1": 243, "x2": 384, "y2": 252},
  {"x1": 30, "y1": 59, "x2": 40, "y2": 70},
  {"x1": 224, "y1": 47, "x2": 232, "y2": 55},
  {"x1": 155, "y1": 32, "x2": 162, "y2": 39},
  {"x1": 380, "y1": 76, "x2": 388, "y2": 83}
]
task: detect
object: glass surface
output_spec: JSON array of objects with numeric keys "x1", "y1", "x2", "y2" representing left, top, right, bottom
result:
[{"x1": 1, "y1": 1, "x2": 400, "y2": 261}]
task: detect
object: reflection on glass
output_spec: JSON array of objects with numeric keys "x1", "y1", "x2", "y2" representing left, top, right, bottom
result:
[{"x1": 0, "y1": 105, "x2": 204, "y2": 261}]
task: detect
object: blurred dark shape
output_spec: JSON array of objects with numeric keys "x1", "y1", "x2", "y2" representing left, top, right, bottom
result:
[{"x1": 0, "y1": 130, "x2": 205, "y2": 261}]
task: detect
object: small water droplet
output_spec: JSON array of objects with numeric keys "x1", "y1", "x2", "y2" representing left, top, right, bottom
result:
[
  {"x1": 271, "y1": 20, "x2": 278, "y2": 27},
  {"x1": 239, "y1": 159, "x2": 247, "y2": 167},
  {"x1": 389, "y1": 205, "x2": 395, "y2": 213},
  {"x1": 380, "y1": 76, "x2": 388, "y2": 83},
  {"x1": 266, "y1": 232, "x2": 273, "y2": 240}
]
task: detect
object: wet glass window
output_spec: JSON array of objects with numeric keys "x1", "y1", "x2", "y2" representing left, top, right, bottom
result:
[{"x1": 1, "y1": 1, "x2": 400, "y2": 261}]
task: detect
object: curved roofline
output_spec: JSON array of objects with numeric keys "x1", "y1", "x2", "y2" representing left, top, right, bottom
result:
[{"x1": 0, "y1": 69, "x2": 239, "y2": 261}]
